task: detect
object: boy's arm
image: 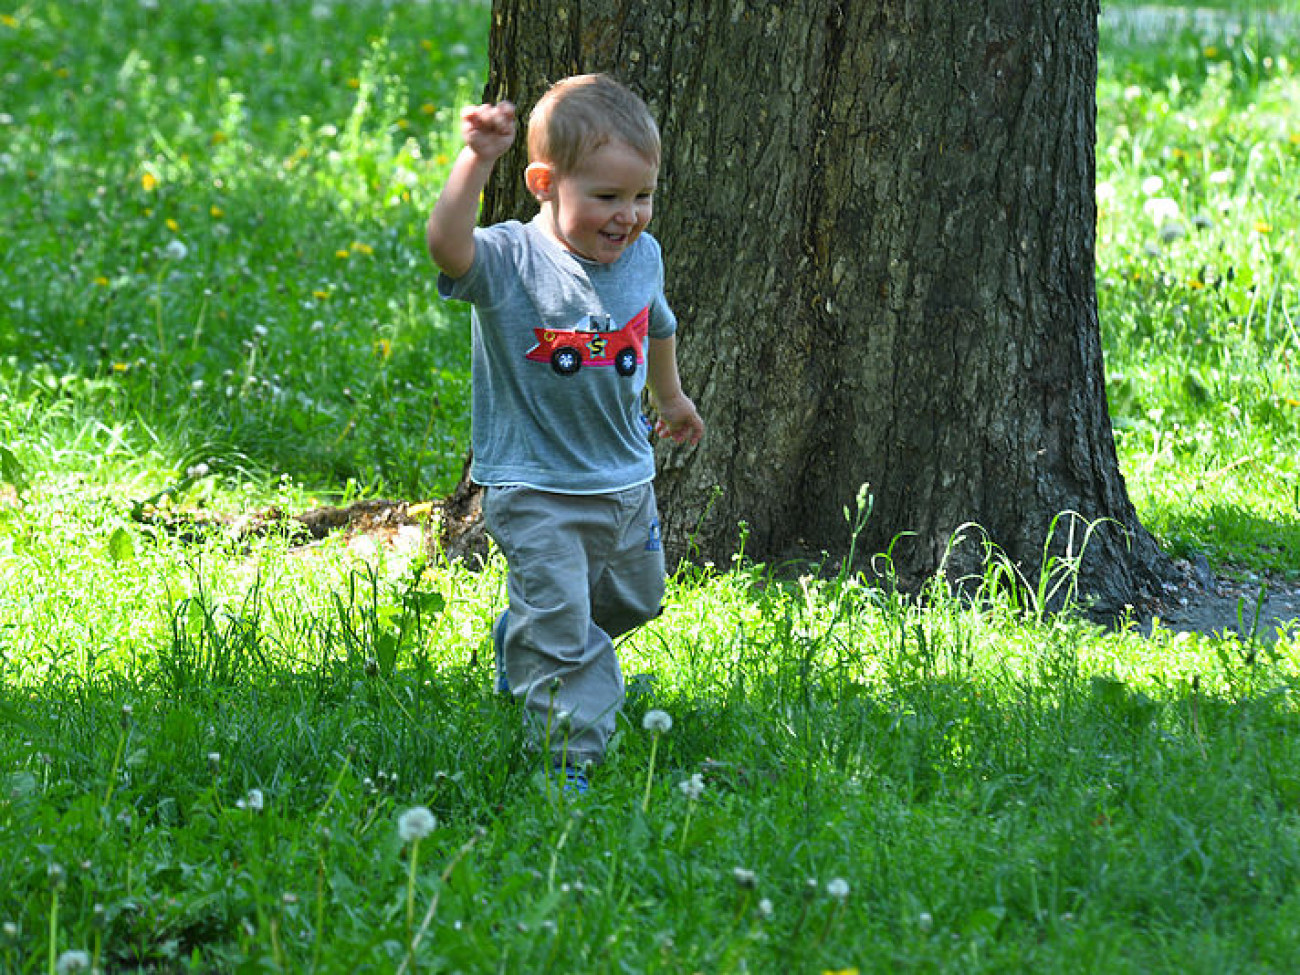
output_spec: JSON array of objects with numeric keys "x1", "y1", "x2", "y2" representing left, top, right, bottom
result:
[
  {"x1": 426, "y1": 102, "x2": 517, "y2": 280},
  {"x1": 646, "y1": 336, "x2": 705, "y2": 445}
]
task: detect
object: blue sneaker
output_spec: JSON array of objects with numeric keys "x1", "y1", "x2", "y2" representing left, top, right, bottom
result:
[
  {"x1": 493, "y1": 610, "x2": 510, "y2": 695},
  {"x1": 557, "y1": 765, "x2": 589, "y2": 794}
]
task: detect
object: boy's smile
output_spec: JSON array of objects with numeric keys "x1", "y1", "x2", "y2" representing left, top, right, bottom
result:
[{"x1": 530, "y1": 140, "x2": 658, "y2": 264}]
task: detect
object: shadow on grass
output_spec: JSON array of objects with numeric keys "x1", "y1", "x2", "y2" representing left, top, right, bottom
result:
[{"x1": 1148, "y1": 501, "x2": 1300, "y2": 576}]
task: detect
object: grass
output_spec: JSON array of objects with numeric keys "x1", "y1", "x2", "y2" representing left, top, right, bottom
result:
[{"x1": 1, "y1": 1, "x2": 1299, "y2": 972}]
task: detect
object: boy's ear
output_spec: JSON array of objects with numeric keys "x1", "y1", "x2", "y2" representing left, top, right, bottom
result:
[{"x1": 525, "y1": 162, "x2": 555, "y2": 201}]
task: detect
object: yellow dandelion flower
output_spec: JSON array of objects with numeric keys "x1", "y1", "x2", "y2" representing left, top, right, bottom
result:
[
  {"x1": 420, "y1": 39, "x2": 434, "y2": 51},
  {"x1": 396, "y1": 118, "x2": 409, "y2": 130},
  {"x1": 335, "y1": 249, "x2": 350, "y2": 260},
  {"x1": 1255, "y1": 221, "x2": 1273, "y2": 234},
  {"x1": 350, "y1": 242, "x2": 374, "y2": 256},
  {"x1": 1286, "y1": 398, "x2": 1300, "y2": 407},
  {"x1": 374, "y1": 338, "x2": 391, "y2": 359},
  {"x1": 166, "y1": 218, "x2": 179, "y2": 232},
  {"x1": 294, "y1": 146, "x2": 310, "y2": 160},
  {"x1": 55, "y1": 67, "x2": 70, "y2": 79},
  {"x1": 93, "y1": 276, "x2": 109, "y2": 287},
  {"x1": 211, "y1": 131, "x2": 227, "y2": 145},
  {"x1": 112, "y1": 362, "x2": 129, "y2": 373},
  {"x1": 435, "y1": 153, "x2": 449, "y2": 166},
  {"x1": 1290, "y1": 133, "x2": 1300, "y2": 145},
  {"x1": 346, "y1": 77, "x2": 361, "y2": 89},
  {"x1": 210, "y1": 205, "x2": 224, "y2": 219},
  {"x1": 141, "y1": 172, "x2": 158, "y2": 192},
  {"x1": 2, "y1": 14, "x2": 18, "y2": 28},
  {"x1": 1204, "y1": 46, "x2": 1219, "y2": 58},
  {"x1": 420, "y1": 103, "x2": 437, "y2": 116},
  {"x1": 313, "y1": 289, "x2": 331, "y2": 300},
  {"x1": 1188, "y1": 279, "x2": 1205, "y2": 290},
  {"x1": 143, "y1": 207, "x2": 153, "y2": 217},
  {"x1": 263, "y1": 42, "x2": 275, "y2": 55}
]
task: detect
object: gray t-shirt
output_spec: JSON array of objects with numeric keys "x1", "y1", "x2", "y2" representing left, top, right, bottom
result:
[{"x1": 438, "y1": 218, "x2": 677, "y2": 494}]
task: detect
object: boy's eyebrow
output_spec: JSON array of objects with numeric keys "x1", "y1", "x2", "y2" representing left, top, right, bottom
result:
[{"x1": 587, "y1": 179, "x2": 658, "y2": 193}]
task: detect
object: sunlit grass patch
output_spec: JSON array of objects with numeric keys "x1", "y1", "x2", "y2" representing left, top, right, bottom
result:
[{"x1": 1097, "y1": 16, "x2": 1300, "y2": 570}]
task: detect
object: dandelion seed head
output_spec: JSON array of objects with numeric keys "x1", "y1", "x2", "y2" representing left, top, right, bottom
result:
[
  {"x1": 757, "y1": 897, "x2": 774, "y2": 919},
  {"x1": 1142, "y1": 196, "x2": 1180, "y2": 225},
  {"x1": 826, "y1": 877, "x2": 850, "y2": 900},
  {"x1": 642, "y1": 709, "x2": 672, "y2": 734},
  {"x1": 1158, "y1": 220, "x2": 1186, "y2": 243},
  {"x1": 164, "y1": 239, "x2": 189, "y2": 261},
  {"x1": 918, "y1": 911, "x2": 934, "y2": 931},
  {"x1": 398, "y1": 805, "x2": 437, "y2": 843},
  {"x1": 732, "y1": 867, "x2": 757, "y2": 890},
  {"x1": 56, "y1": 949, "x2": 91, "y2": 973},
  {"x1": 677, "y1": 773, "x2": 705, "y2": 801}
]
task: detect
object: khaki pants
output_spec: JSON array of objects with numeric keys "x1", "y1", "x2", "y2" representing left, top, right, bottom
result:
[{"x1": 482, "y1": 483, "x2": 665, "y2": 766}]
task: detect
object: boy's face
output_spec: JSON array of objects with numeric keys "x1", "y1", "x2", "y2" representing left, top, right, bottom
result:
[{"x1": 528, "y1": 139, "x2": 658, "y2": 264}]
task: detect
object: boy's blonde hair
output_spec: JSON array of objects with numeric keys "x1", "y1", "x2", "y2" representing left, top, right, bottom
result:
[{"x1": 527, "y1": 74, "x2": 660, "y2": 175}]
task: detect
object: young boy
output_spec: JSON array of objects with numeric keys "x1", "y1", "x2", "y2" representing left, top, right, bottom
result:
[{"x1": 426, "y1": 75, "x2": 704, "y2": 790}]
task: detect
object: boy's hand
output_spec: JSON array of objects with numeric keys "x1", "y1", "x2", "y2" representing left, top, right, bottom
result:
[
  {"x1": 654, "y1": 394, "x2": 705, "y2": 446},
  {"x1": 461, "y1": 102, "x2": 517, "y2": 162}
]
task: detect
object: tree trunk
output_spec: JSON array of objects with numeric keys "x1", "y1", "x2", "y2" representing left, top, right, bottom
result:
[{"x1": 445, "y1": 0, "x2": 1170, "y2": 617}]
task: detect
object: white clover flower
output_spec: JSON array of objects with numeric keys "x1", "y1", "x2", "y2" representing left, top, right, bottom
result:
[
  {"x1": 677, "y1": 773, "x2": 705, "y2": 802},
  {"x1": 1209, "y1": 168, "x2": 1233, "y2": 185},
  {"x1": 732, "y1": 867, "x2": 757, "y2": 890},
  {"x1": 826, "y1": 877, "x2": 850, "y2": 900},
  {"x1": 56, "y1": 950, "x2": 91, "y2": 974},
  {"x1": 398, "y1": 805, "x2": 437, "y2": 843},
  {"x1": 1140, "y1": 175, "x2": 1164, "y2": 196},
  {"x1": 164, "y1": 240, "x2": 188, "y2": 261},
  {"x1": 642, "y1": 709, "x2": 673, "y2": 734}
]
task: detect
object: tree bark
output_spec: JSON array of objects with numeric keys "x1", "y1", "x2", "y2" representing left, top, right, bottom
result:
[{"x1": 444, "y1": 0, "x2": 1170, "y2": 617}]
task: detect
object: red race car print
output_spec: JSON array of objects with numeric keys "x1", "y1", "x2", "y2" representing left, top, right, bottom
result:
[{"x1": 526, "y1": 305, "x2": 649, "y2": 377}]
